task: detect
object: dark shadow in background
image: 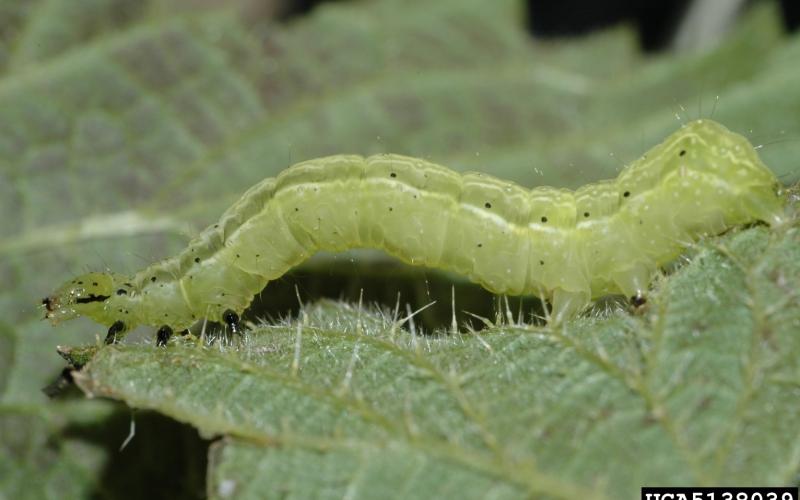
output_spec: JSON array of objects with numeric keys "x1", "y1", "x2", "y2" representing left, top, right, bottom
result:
[
  {"x1": 245, "y1": 256, "x2": 548, "y2": 333},
  {"x1": 278, "y1": 0, "x2": 799, "y2": 52},
  {"x1": 780, "y1": 0, "x2": 800, "y2": 30},
  {"x1": 61, "y1": 402, "x2": 209, "y2": 500},
  {"x1": 525, "y1": 0, "x2": 693, "y2": 52}
]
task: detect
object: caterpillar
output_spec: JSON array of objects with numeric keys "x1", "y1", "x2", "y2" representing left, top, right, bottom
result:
[{"x1": 43, "y1": 119, "x2": 785, "y2": 344}]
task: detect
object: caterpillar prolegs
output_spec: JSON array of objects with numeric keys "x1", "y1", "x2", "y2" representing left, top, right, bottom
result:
[{"x1": 43, "y1": 119, "x2": 786, "y2": 343}]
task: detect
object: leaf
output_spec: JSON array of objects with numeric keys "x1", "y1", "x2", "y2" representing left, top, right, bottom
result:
[
  {"x1": 72, "y1": 222, "x2": 800, "y2": 499},
  {"x1": 2, "y1": 0, "x2": 799, "y2": 497}
]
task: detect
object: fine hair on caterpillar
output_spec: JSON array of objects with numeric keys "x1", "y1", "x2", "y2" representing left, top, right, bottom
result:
[{"x1": 42, "y1": 119, "x2": 787, "y2": 345}]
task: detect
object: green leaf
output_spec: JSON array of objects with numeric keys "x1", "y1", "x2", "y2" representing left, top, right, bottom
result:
[
  {"x1": 72, "y1": 222, "x2": 800, "y2": 499},
  {"x1": 2, "y1": 0, "x2": 799, "y2": 497}
]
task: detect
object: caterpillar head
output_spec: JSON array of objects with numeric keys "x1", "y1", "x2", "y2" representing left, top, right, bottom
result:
[
  {"x1": 42, "y1": 272, "x2": 118, "y2": 325},
  {"x1": 618, "y1": 119, "x2": 786, "y2": 226}
]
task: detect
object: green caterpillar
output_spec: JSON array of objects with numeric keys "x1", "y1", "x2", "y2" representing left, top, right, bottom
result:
[{"x1": 43, "y1": 119, "x2": 785, "y2": 344}]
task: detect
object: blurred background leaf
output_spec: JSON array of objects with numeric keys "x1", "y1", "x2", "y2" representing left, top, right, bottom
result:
[{"x1": 1, "y1": 0, "x2": 798, "y2": 498}]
